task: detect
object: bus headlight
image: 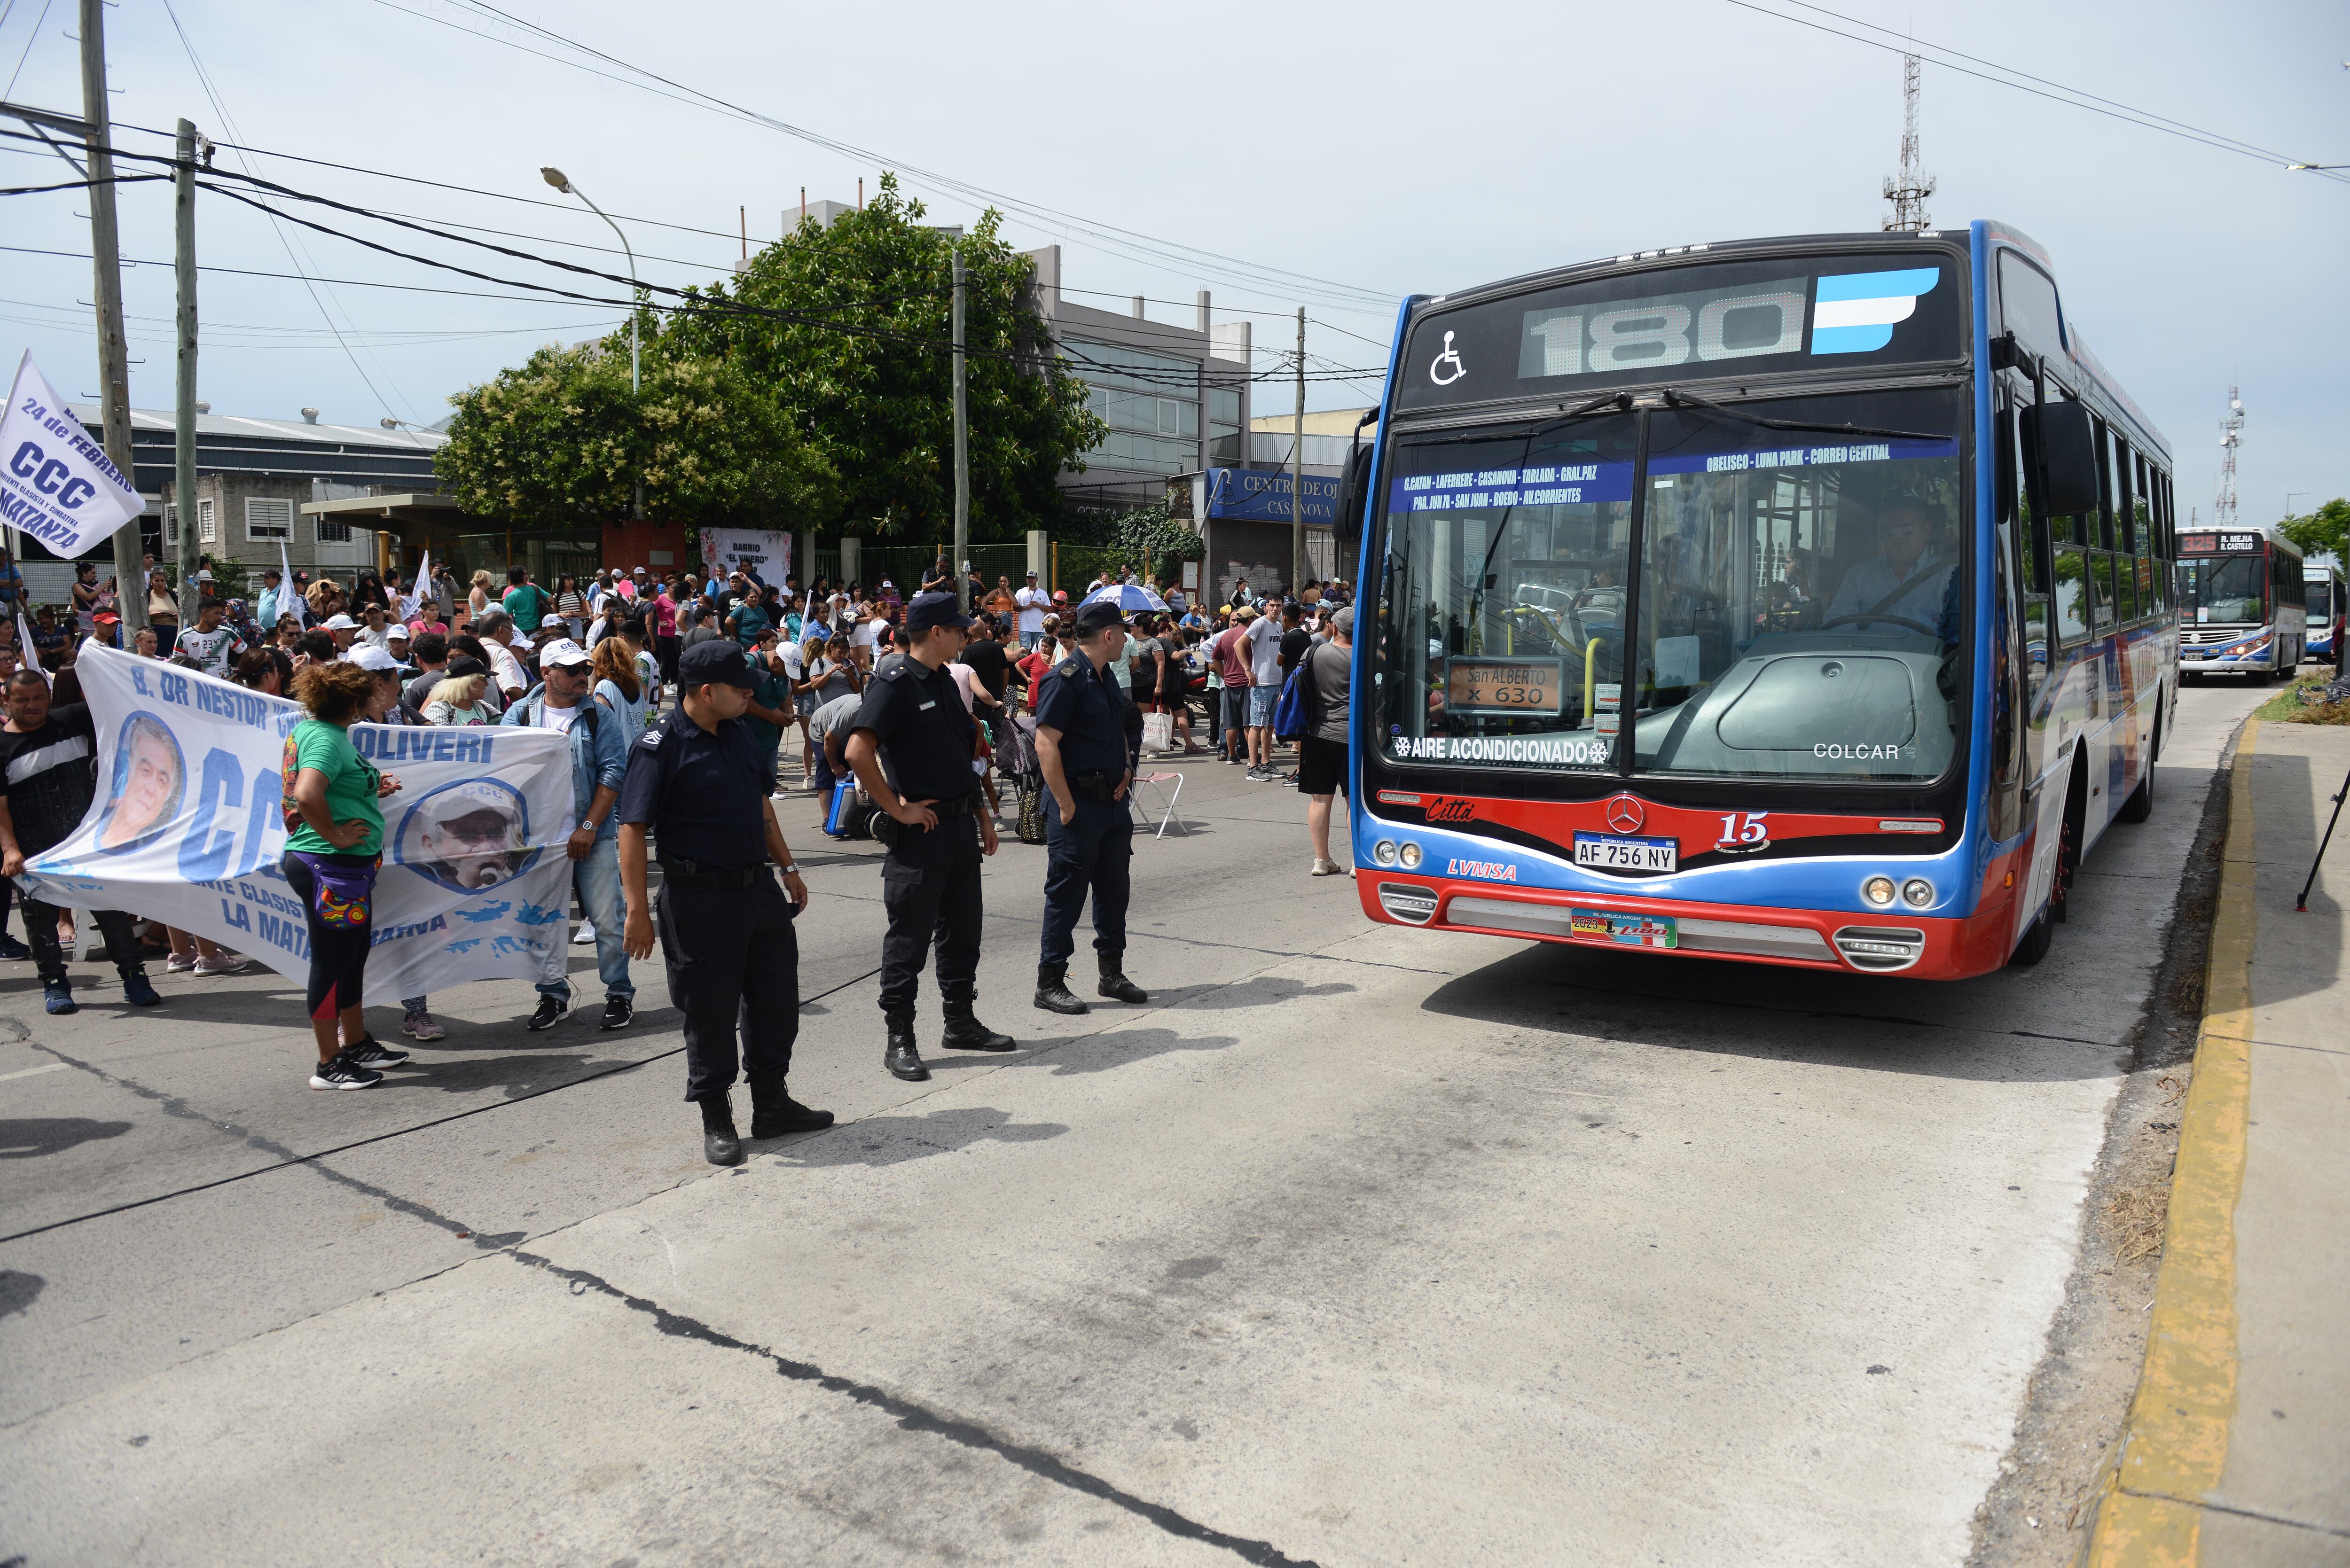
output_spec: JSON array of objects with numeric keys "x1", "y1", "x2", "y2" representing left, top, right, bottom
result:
[
  {"x1": 1862, "y1": 875, "x2": 1898, "y2": 907},
  {"x1": 1398, "y1": 842, "x2": 1424, "y2": 870},
  {"x1": 1901, "y1": 878, "x2": 1935, "y2": 909},
  {"x1": 1372, "y1": 839, "x2": 1399, "y2": 866}
]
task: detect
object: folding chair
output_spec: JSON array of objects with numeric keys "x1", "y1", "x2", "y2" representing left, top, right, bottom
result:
[{"x1": 1130, "y1": 770, "x2": 1186, "y2": 839}]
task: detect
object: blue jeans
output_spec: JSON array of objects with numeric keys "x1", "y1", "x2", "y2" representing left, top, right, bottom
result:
[{"x1": 538, "y1": 835, "x2": 634, "y2": 1002}]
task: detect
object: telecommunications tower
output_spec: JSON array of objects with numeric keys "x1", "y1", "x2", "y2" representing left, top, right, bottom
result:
[
  {"x1": 1882, "y1": 53, "x2": 1935, "y2": 231},
  {"x1": 2214, "y1": 387, "x2": 2245, "y2": 528}
]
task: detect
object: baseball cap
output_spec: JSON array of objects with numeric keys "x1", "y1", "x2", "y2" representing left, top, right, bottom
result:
[
  {"x1": 677, "y1": 637, "x2": 758, "y2": 690},
  {"x1": 1024, "y1": 568, "x2": 1038, "y2": 577},
  {"x1": 418, "y1": 780, "x2": 519, "y2": 836},
  {"x1": 93, "y1": 611, "x2": 119, "y2": 625},
  {"x1": 537, "y1": 636, "x2": 593, "y2": 669},
  {"x1": 323, "y1": 613, "x2": 358, "y2": 631},
  {"x1": 880, "y1": 578, "x2": 895, "y2": 589},
  {"x1": 1235, "y1": 605, "x2": 1260, "y2": 621},
  {"x1": 345, "y1": 644, "x2": 400, "y2": 673},
  {"x1": 904, "y1": 590, "x2": 974, "y2": 633},
  {"x1": 384, "y1": 622, "x2": 412, "y2": 640},
  {"x1": 1330, "y1": 606, "x2": 1355, "y2": 636},
  {"x1": 1074, "y1": 600, "x2": 1131, "y2": 635},
  {"x1": 445, "y1": 656, "x2": 487, "y2": 679}
]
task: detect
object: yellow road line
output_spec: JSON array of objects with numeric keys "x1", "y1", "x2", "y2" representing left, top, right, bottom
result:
[{"x1": 2082, "y1": 720, "x2": 2257, "y2": 1568}]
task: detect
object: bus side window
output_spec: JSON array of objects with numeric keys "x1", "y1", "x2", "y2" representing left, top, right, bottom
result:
[
  {"x1": 2093, "y1": 419, "x2": 2117, "y2": 551},
  {"x1": 2000, "y1": 392, "x2": 2050, "y2": 680},
  {"x1": 2112, "y1": 435, "x2": 2135, "y2": 554},
  {"x1": 2052, "y1": 546, "x2": 2092, "y2": 644}
]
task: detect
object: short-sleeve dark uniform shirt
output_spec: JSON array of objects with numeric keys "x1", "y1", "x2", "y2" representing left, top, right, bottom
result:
[
  {"x1": 851, "y1": 656, "x2": 979, "y2": 804},
  {"x1": 1032, "y1": 654, "x2": 1132, "y2": 779},
  {"x1": 617, "y1": 708, "x2": 771, "y2": 870}
]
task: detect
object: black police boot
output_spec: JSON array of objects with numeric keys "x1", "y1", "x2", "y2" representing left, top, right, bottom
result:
[
  {"x1": 940, "y1": 1002, "x2": 1017, "y2": 1052},
  {"x1": 700, "y1": 1092, "x2": 744, "y2": 1167},
  {"x1": 1097, "y1": 953, "x2": 1149, "y2": 1005},
  {"x1": 1034, "y1": 964, "x2": 1090, "y2": 1015},
  {"x1": 884, "y1": 1017, "x2": 930, "y2": 1081},
  {"x1": 750, "y1": 1079, "x2": 835, "y2": 1138}
]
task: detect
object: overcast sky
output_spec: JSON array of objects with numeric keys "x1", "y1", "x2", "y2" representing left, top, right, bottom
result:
[{"x1": 3, "y1": 0, "x2": 2342, "y2": 521}]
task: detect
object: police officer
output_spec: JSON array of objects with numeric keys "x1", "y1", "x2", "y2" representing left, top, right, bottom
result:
[
  {"x1": 619, "y1": 639, "x2": 833, "y2": 1166},
  {"x1": 1031, "y1": 598, "x2": 1149, "y2": 1014},
  {"x1": 845, "y1": 590, "x2": 1014, "y2": 1082}
]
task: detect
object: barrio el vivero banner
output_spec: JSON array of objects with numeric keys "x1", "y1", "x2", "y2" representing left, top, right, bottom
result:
[
  {"x1": 16, "y1": 647, "x2": 576, "y2": 1006},
  {"x1": 0, "y1": 351, "x2": 143, "y2": 557}
]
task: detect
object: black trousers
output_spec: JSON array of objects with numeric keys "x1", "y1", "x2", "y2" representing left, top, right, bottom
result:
[
  {"x1": 10, "y1": 883, "x2": 139, "y2": 988},
  {"x1": 656, "y1": 871, "x2": 800, "y2": 1102},
  {"x1": 1039, "y1": 795, "x2": 1132, "y2": 968},
  {"x1": 877, "y1": 813, "x2": 983, "y2": 1023}
]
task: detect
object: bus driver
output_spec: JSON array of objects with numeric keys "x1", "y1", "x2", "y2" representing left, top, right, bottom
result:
[{"x1": 1825, "y1": 498, "x2": 1954, "y2": 633}]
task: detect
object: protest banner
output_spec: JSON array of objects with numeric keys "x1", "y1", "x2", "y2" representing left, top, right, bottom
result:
[
  {"x1": 697, "y1": 528, "x2": 791, "y2": 585},
  {"x1": 16, "y1": 647, "x2": 575, "y2": 1006},
  {"x1": 0, "y1": 351, "x2": 144, "y2": 559}
]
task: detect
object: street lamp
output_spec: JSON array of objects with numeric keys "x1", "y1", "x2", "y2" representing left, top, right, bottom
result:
[{"x1": 542, "y1": 165, "x2": 642, "y2": 517}]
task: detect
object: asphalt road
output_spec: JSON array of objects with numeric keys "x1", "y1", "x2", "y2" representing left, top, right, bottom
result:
[{"x1": 0, "y1": 680, "x2": 2269, "y2": 1567}]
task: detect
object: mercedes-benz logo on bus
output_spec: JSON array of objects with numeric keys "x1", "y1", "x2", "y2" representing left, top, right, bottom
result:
[{"x1": 1605, "y1": 795, "x2": 1645, "y2": 834}]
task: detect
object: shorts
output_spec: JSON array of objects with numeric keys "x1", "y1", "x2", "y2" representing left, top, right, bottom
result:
[
  {"x1": 1247, "y1": 686, "x2": 1278, "y2": 728},
  {"x1": 1222, "y1": 687, "x2": 1249, "y2": 733},
  {"x1": 1298, "y1": 735, "x2": 1348, "y2": 796}
]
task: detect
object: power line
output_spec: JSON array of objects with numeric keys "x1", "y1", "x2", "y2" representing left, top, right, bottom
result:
[{"x1": 1721, "y1": 0, "x2": 2350, "y2": 185}]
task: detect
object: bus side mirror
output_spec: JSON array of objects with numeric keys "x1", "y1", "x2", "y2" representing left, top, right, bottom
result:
[
  {"x1": 1336, "y1": 444, "x2": 1374, "y2": 537},
  {"x1": 2022, "y1": 401, "x2": 2099, "y2": 516}
]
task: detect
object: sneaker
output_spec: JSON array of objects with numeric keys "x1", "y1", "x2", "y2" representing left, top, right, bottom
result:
[
  {"x1": 1281, "y1": 774, "x2": 1301, "y2": 789},
  {"x1": 165, "y1": 952, "x2": 197, "y2": 973},
  {"x1": 193, "y1": 953, "x2": 253, "y2": 976},
  {"x1": 121, "y1": 971, "x2": 163, "y2": 1006},
  {"x1": 1311, "y1": 858, "x2": 1342, "y2": 876},
  {"x1": 401, "y1": 1011, "x2": 446, "y2": 1042},
  {"x1": 526, "y1": 994, "x2": 569, "y2": 1031},
  {"x1": 343, "y1": 1038, "x2": 412, "y2": 1070},
  {"x1": 598, "y1": 995, "x2": 634, "y2": 1031},
  {"x1": 42, "y1": 979, "x2": 76, "y2": 1015},
  {"x1": 572, "y1": 921, "x2": 597, "y2": 945},
  {"x1": 0, "y1": 934, "x2": 31, "y2": 961},
  {"x1": 309, "y1": 1051, "x2": 383, "y2": 1090}
]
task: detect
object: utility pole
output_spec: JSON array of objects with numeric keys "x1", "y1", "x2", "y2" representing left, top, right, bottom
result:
[
  {"x1": 1292, "y1": 307, "x2": 1306, "y2": 594},
  {"x1": 173, "y1": 118, "x2": 201, "y2": 627},
  {"x1": 79, "y1": 0, "x2": 147, "y2": 624},
  {"x1": 1880, "y1": 52, "x2": 1935, "y2": 232},
  {"x1": 952, "y1": 241, "x2": 970, "y2": 614}
]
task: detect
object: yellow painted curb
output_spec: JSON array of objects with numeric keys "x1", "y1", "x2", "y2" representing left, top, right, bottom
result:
[{"x1": 2080, "y1": 721, "x2": 2257, "y2": 1568}]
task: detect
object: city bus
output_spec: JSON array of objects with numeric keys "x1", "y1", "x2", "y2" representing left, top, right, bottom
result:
[
  {"x1": 2302, "y1": 562, "x2": 2343, "y2": 663},
  {"x1": 1343, "y1": 221, "x2": 2176, "y2": 977},
  {"x1": 2176, "y1": 525, "x2": 2304, "y2": 678}
]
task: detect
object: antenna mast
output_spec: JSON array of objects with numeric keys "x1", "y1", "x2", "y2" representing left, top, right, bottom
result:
[
  {"x1": 2215, "y1": 387, "x2": 2245, "y2": 528},
  {"x1": 1881, "y1": 53, "x2": 1936, "y2": 231}
]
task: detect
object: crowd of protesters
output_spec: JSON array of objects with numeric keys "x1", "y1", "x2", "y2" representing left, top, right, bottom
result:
[{"x1": 0, "y1": 540, "x2": 1357, "y2": 1087}]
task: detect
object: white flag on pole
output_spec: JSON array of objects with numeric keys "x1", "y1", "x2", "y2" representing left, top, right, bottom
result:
[
  {"x1": 278, "y1": 537, "x2": 306, "y2": 625},
  {"x1": 0, "y1": 351, "x2": 144, "y2": 558}
]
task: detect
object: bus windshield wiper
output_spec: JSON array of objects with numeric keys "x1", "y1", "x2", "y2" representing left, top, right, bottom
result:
[
  {"x1": 1658, "y1": 388, "x2": 1946, "y2": 444},
  {"x1": 1419, "y1": 390, "x2": 1632, "y2": 446}
]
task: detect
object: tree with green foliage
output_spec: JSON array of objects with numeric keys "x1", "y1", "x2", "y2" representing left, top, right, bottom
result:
[
  {"x1": 437, "y1": 341, "x2": 837, "y2": 530},
  {"x1": 2280, "y1": 498, "x2": 2350, "y2": 565},
  {"x1": 659, "y1": 175, "x2": 1104, "y2": 540}
]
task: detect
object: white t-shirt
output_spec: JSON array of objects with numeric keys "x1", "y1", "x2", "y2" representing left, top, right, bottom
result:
[
  {"x1": 1245, "y1": 616, "x2": 1283, "y2": 684},
  {"x1": 176, "y1": 623, "x2": 244, "y2": 676},
  {"x1": 486, "y1": 640, "x2": 528, "y2": 696},
  {"x1": 538, "y1": 700, "x2": 581, "y2": 735},
  {"x1": 1014, "y1": 585, "x2": 1047, "y2": 634}
]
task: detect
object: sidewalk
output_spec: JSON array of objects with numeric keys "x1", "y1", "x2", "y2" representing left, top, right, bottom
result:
[{"x1": 2084, "y1": 719, "x2": 2350, "y2": 1567}]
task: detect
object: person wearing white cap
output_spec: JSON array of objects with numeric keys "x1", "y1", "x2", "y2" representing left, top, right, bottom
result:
[
  {"x1": 1014, "y1": 569, "x2": 1048, "y2": 651},
  {"x1": 321, "y1": 613, "x2": 360, "y2": 654},
  {"x1": 501, "y1": 637, "x2": 635, "y2": 1031}
]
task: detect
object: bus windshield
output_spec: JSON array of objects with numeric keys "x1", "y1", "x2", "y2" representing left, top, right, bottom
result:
[
  {"x1": 2181, "y1": 555, "x2": 2265, "y2": 624},
  {"x1": 1377, "y1": 386, "x2": 1966, "y2": 782}
]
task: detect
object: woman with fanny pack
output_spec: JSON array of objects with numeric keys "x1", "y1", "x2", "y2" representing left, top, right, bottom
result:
[{"x1": 282, "y1": 659, "x2": 411, "y2": 1089}]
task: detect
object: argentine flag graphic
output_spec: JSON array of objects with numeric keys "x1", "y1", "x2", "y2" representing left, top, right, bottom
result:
[{"x1": 1810, "y1": 268, "x2": 1940, "y2": 355}]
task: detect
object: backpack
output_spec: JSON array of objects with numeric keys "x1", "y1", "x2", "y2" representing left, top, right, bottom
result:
[{"x1": 1272, "y1": 655, "x2": 1315, "y2": 743}]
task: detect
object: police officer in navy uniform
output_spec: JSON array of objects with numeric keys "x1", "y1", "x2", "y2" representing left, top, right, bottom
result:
[
  {"x1": 619, "y1": 639, "x2": 833, "y2": 1166},
  {"x1": 1031, "y1": 598, "x2": 1149, "y2": 1014},
  {"x1": 844, "y1": 590, "x2": 1015, "y2": 1082}
]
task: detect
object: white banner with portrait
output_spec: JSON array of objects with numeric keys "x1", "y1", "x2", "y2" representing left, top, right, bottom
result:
[
  {"x1": 697, "y1": 527, "x2": 791, "y2": 585},
  {"x1": 16, "y1": 647, "x2": 575, "y2": 1006}
]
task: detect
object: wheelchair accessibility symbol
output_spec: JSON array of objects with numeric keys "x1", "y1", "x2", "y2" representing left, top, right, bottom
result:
[{"x1": 1428, "y1": 330, "x2": 1466, "y2": 387}]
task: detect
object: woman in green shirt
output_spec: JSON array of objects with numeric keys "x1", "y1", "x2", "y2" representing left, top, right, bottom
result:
[{"x1": 282, "y1": 660, "x2": 408, "y2": 1089}]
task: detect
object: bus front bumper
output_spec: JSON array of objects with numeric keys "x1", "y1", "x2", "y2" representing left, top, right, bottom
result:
[{"x1": 1357, "y1": 874, "x2": 2020, "y2": 981}]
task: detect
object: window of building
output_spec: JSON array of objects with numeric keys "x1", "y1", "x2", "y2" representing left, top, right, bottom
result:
[
  {"x1": 315, "y1": 517, "x2": 353, "y2": 544},
  {"x1": 197, "y1": 498, "x2": 217, "y2": 545},
  {"x1": 245, "y1": 496, "x2": 293, "y2": 541}
]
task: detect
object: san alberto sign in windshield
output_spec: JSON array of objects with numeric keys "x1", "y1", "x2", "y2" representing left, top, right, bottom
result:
[{"x1": 1396, "y1": 251, "x2": 1964, "y2": 413}]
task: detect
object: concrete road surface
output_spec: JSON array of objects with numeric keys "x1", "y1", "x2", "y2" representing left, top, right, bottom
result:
[{"x1": 0, "y1": 682, "x2": 2267, "y2": 1566}]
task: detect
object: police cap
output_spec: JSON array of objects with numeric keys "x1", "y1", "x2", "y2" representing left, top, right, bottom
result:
[
  {"x1": 1074, "y1": 599, "x2": 1132, "y2": 636},
  {"x1": 677, "y1": 638, "x2": 759, "y2": 690},
  {"x1": 904, "y1": 590, "x2": 975, "y2": 633}
]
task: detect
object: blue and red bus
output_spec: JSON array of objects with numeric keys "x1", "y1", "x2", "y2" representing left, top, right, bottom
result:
[
  {"x1": 2177, "y1": 525, "x2": 2305, "y2": 678},
  {"x1": 1345, "y1": 222, "x2": 2176, "y2": 976}
]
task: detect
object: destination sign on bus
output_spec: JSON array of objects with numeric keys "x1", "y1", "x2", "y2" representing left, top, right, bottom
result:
[
  {"x1": 1386, "y1": 436, "x2": 1958, "y2": 513},
  {"x1": 1444, "y1": 657, "x2": 1564, "y2": 716},
  {"x1": 2180, "y1": 532, "x2": 2260, "y2": 555},
  {"x1": 1395, "y1": 250, "x2": 1963, "y2": 413}
]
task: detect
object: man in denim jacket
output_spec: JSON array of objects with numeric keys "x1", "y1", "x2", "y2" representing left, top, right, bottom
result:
[{"x1": 502, "y1": 638, "x2": 635, "y2": 1030}]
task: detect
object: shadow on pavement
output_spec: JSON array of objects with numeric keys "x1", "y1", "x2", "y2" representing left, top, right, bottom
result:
[
  {"x1": 0, "y1": 1116, "x2": 133, "y2": 1159},
  {"x1": 1420, "y1": 942, "x2": 2127, "y2": 1083},
  {"x1": 767, "y1": 1104, "x2": 1067, "y2": 1169}
]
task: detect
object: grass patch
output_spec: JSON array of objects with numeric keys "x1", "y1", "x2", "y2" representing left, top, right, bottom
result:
[{"x1": 2252, "y1": 670, "x2": 2350, "y2": 724}]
